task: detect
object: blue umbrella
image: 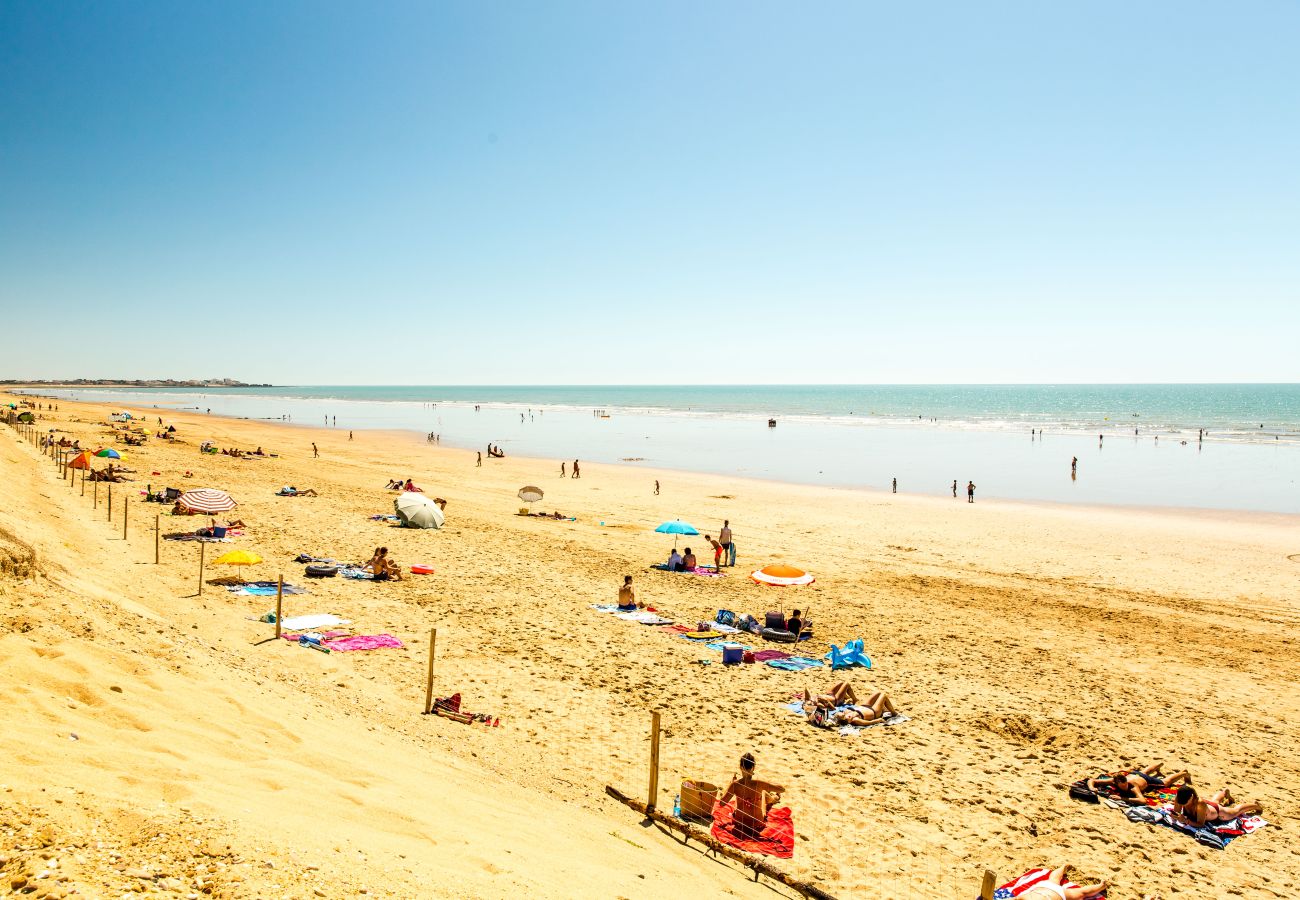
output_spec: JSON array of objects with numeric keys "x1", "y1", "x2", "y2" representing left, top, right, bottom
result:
[{"x1": 655, "y1": 519, "x2": 699, "y2": 549}]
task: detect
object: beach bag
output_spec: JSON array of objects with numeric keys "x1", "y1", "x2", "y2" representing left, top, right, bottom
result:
[
  {"x1": 764, "y1": 611, "x2": 785, "y2": 630},
  {"x1": 1068, "y1": 780, "x2": 1098, "y2": 804},
  {"x1": 809, "y1": 707, "x2": 832, "y2": 729},
  {"x1": 680, "y1": 780, "x2": 719, "y2": 820},
  {"x1": 716, "y1": 609, "x2": 736, "y2": 627}
]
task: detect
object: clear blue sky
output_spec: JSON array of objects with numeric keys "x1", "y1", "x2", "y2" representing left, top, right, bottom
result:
[{"x1": 2, "y1": 1, "x2": 1297, "y2": 384}]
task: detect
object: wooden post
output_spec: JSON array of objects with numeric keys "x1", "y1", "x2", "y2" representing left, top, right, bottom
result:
[
  {"x1": 979, "y1": 871, "x2": 997, "y2": 900},
  {"x1": 81, "y1": 467, "x2": 85, "y2": 496},
  {"x1": 155, "y1": 515, "x2": 160, "y2": 564},
  {"x1": 647, "y1": 710, "x2": 662, "y2": 812},
  {"x1": 123, "y1": 498, "x2": 128, "y2": 539},
  {"x1": 107, "y1": 483, "x2": 112, "y2": 521},
  {"x1": 423, "y1": 628, "x2": 438, "y2": 713},
  {"x1": 198, "y1": 541, "x2": 205, "y2": 595},
  {"x1": 94, "y1": 478, "x2": 99, "y2": 509},
  {"x1": 274, "y1": 575, "x2": 284, "y2": 640}
]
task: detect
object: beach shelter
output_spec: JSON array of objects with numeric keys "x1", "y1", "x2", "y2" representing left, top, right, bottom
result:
[
  {"x1": 177, "y1": 488, "x2": 238, "y2": 514},
  {"x1": 517, "y1": 485, "x2": 543, "y2": 512},
  {"x1": 16, "y1": 412, "x2": 33, "y2": 423},
  {"x1": 750, "y1": 564, "x2": 815, "y2": 586},
  {"x1": 655, "y1": 519, "x2": 699, "y2": 550},
  {"x1": 95, "y1": 448, "x2": 122, "y2": 459},
  {"x1": 394, "y1": 492, "x2": 445, "y2": 529},
  {"x1": 68, "y1": 451, "x2": 93, "y2": 470}
]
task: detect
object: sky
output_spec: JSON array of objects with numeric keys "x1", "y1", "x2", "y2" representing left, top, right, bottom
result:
[{"x1": 1, "y1": 1, "x2": 1298, "y2": 385}]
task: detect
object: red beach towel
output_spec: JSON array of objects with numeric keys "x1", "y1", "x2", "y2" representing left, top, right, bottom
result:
[{"x1": 710, "y1": 801, "x2": 794, "y2": 858}]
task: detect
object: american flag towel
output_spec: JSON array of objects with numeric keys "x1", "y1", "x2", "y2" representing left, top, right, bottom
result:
[{"x1": 990, "y1": 868, "x2": 1105, "y2": 899}]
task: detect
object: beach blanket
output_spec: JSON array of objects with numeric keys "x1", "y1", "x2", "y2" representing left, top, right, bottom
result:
[
  {"x1": 227, "y1": 582, "x2": 307, "y2": 596},
  {"x1": 616, "y1": 611, "x2": 673, "y2": 625},
  {"x1": 751, "y1": 650, "x2": 791, "y2": 662},
  {"x1": 987, "y1": 869, "x2": 1105, "y2": 899},
  {"x1": 650, "y1": 564, "x2": 724, "y2": 577},
  {"x1": 1068, "y1": 776, "x2": 1269, "y2": 849},
  {"x1": 280, "y1": 630, "x2": 350, "y2": 642},
  {"x1": 339, "y1": 566, "x2": 374, "y2": 580},
  {"x1": 658, "y1": 624, "x2": 693, "y2": 633},
  {"x1": 278, "y1": 613, "x2": 350, "y2": 631},
  {"x1": 165, "y1": 533, "x2": 232, "y2": 543},
  {"x1": 324, "y1": 634, "x2": 404, "y2": 652},
  {"x1": 369, "y1": 514, "x2": 401, "y2": 522},
  {"x1": 764, "y1": 656, "x2": 823, "y2": 672},
  {"x1": 591, "y1": 604, "x2": 624, "y2": 613},
  {"x1": 710, "y1": 801, "x2": 794, "y2": 858},
  {"x1": 711, "y1": 623, "x2": 742, "y2": 634}
]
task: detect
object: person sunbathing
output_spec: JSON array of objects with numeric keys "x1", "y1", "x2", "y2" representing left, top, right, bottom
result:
[
  {"x1": 682, "y1": 548, "x2": 697, "y2": 569},
  {"x1": 801, "y1": 683, "x2": 898, "y2": 726},
  {"x1": 617, "y1": 575, "x2": 637, "y2": 610},
  {"x1": 278, "y1": 486, "x2": 318, "y2": 497},
  {"x1": 385, "y1": 479, "x2": 403, "y2": 489},
  {"x1": 1016, "y1": 866, "x2": 1108, "y2": 900},
  {"x1": 402, "y1": 478, "x2": 423, "y2": 492},
  {"x1": 377, "y1": 547, "x2": 403, "y2": 581},
  {"x1": 1172, "y1": 785, "x2": 1262, "y2": 827},
  {"x1": 717, "y1": 753, "x2": 783, "y2": 839},
  {"x1": 1087, "y1": 763, "x2": 1190, "y2": 801}
]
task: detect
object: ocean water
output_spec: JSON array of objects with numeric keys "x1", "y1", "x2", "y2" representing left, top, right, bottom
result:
[{"x1": 20, "y1": 384, "x2": 1300, "y2": 514}]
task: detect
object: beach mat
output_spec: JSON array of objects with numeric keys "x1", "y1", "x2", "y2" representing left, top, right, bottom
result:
[
  {"x1": 986, "y1": 868, "x2": 1105, "y2": 899},
  {"x1": 325, "y1": 634, "x2": 405, "y2": 652},
  {"x1": 1068, "y1": 776, "x2": 1268, "y2": 849},
  {"x1": 710, "y1": 801, "x2": 794, "y2": 858}
]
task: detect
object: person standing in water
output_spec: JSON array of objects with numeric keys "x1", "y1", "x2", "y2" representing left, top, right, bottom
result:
[
  {"x1": 1071, "y1": 456, "x2": 1077, "y2": 474},
  {"x1": 654, "y1": 479, "x2": 659, "y2": 495},
  {"x1": 967, "y1": 480, "x2": 975, "y2": 503}
]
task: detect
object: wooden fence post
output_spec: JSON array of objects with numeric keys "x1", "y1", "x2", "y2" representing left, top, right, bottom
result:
[
  {"x1": 107, "y1": 484, "x2": 112, "y2": 521},
  {"x1": 198, "y1": 541, "x2": 206, "y2": 595},
  {"x1": 123, "y1": 498, "x2": 128, "y2": 539},
  {"x1": 94, "y1": 478, "x2": 99, "y2": 509},
  {"x1": 647, "y1": 710, "x2": 662, "y2": 812},
  {"x1": 155, "y1": 515, "x2": 160, "y2": 564},
  {"x1": 979, "y1": 870, "x2": 997, "y2": 900},
  {"x1": 274, "y1": 575, "x2": 284, "y2": 640},
  {"x1": 423, "y1": 628, "x2": 438, "y2": 713}
]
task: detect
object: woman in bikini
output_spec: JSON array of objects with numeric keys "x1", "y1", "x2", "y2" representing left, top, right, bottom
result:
[
  {"x1": 1173, "y1": 786, "x2": 1262, "y2": 827},
  {"x1": 617, "y1": 575, "x2": 636, "y2": 610},
  {"x1": 1017, "y1": 866, "x2": 1108, "y2": 900},
  {"x1": 800, "y1": 683, "x2": 899, "y2": 726},
  {"x1": 717, "y1": 753, "x2": 783, "y2": 839},
  {"x1": 1087, "y1": 762, "x2": 1190, "y2": 801}
]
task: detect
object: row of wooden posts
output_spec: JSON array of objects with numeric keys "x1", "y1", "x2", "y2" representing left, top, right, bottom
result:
[{"x1": 11, "y1": 417, "x2": 996, "y2": 898}]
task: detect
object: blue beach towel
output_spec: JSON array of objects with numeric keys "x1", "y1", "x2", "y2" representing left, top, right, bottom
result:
[{"x1": 765, "y1": 656, "x2": 824, "y2": 672}]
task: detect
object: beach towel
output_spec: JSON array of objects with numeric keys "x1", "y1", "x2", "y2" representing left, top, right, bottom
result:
[
  {"x1": 616, "y1": 610, "x2": 671, "y2": 624},
  {"x1": 339, "y1": 566, "x2": 374, "y2": 580},
  {"x1": 165, "y1": 533, "x2": 232, "y2": 543},
  {"x1": 278, "y1": 613, "x2": 350, "y2": 631},
  {"x1": 324, "y1": 634, "x2": 404, "y2": 652},
  {"x1": 658, "y1": 624, "x2": 693, "y2": 633},
  {"x1": 650, "y1": 564, "x2": 724, "y2": 577},
  {"x1": 710, "y1": 801, "x2": 794, "y2": 859},
  {"x1": 764, "y1": 656, "x2": 823, "y2": 672},
  {"x1": 227, "y1": 582, "x2": 307, "y2": 597},
  {"x1": 1068, "y1": 775, "x2": 1269, "y2": 848},
  {"x1": 369, "y1": 514, "x2": 401, "y2": 522},
  {"x1": 711, "y1": 623, "x2": 742, "y2": 634},
  {"x1": 751, "y1": 650, "x2": 791, "y2": 662},
  {"x1": 591, "y1": 604, "x2": 623, "y2": 613},
  {"x1": 987, "y1": 869, "x2": 1105, "y2": 899},
  {"x1": 280, "y1": 630, "x2": 350, "y2": 642}
]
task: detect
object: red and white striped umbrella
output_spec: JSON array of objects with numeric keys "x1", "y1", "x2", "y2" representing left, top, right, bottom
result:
[{"x1": 177, "y1": 488, "x2": 238, "y2": 514}]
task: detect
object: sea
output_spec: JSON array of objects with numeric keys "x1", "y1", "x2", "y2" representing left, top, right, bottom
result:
[{"x1": 18, "y1": 384, "x2": 1300, "y2": 515}]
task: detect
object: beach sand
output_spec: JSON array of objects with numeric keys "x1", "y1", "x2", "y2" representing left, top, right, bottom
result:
[{"x1": 2, "y1": 393, "x2": 1298, "y2": 898}]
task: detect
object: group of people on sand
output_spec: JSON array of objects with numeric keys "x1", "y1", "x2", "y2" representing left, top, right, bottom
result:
[
  {"x1": 219, "y1": 446, "x2": 262, "y2": 458},
  {"x1": 799, "y1": 682, "x2": 901, "y2": 728},
  {"x1": 363, "y1": 546, "x2": 403, "y2": 581},
  {"x1": 1088, "y1": 763, "x2": 1263, "y2": 827},
  {"x1": 486, "y1": 444, "x2": 505, "y2": 458}
]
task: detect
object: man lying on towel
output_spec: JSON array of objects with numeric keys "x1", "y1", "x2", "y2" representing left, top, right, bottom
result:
[{"x1": 711, "y1": 752, "x2": 795, "y2": 858}]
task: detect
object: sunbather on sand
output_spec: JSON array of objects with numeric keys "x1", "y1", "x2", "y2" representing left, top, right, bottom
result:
[
  {"x1": 801, "y1": 684, "x2": 898, "y2": 725},
  {"x1": 1172, "y1": 785, "x2": 1262, "y2": 827},
  {"x1": 403, "y1": 478, "x2": 423, "y2": 492},
  {"x1": 1017, "y1": 866, "x2": 1108, "y2": 900},
  {"x1": 617, "y1": 575, "x2": 636, "y2": 610},
  {"x1": 374, "y1": 547, "x2": 403, "y2": 581},
  {"x1": 385, "y1": 479, "x2": 403, "y2": 489},
  {"x1": 278, "y1": 486, "x2": 318, "y2": 497},
  {"x1": 718, "y1": 753, "x2": 783, "y2": 838},
  {"x1": 1087, "y1": 763, "x2": 1190, "y2": 800}
]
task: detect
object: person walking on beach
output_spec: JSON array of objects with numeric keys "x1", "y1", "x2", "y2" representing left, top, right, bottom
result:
[
  {"x1": 892, "y1": 477, "x2": 897, "y2": 494},
  {"x1": 952, "y1": 479, "x2": 957, "y2": 498},
  {"x1": 476, "y1": 451, "x2": 482, "y2": 467},
  {"x1": 560, "y1": 461, "x2": 566, "y2": 478},
  {"x1": 654, "y1": 479, "x2": 659, "y2": 495},
  {"x1": 720, "y1": 520, "x2": 734, "y2": 567},
  {"x1": 312, "y1": 442, "x2": 318, "y2": 459},
  {"x1": 572, "y1": 459, "x2": 580, "y2": 479},
  {"x1": 967, "y1": 480, "x2": 975, "y2": 503},
  {"x1": 1071, "y1": 456, "x2": 1077, "y2": 474},
  {"x1": 349, "y1": 431, "x2": 353, "y2": 441}
]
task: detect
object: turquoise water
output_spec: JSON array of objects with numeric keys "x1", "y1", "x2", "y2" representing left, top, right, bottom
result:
[{"x1": 21, "y1": 384, "x2": 1300, "y2": 514}]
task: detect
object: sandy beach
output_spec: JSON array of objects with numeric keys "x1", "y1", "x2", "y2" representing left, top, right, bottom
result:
[{"x1": 3, "y1": 392, "x2": 1299, "y2": 899}]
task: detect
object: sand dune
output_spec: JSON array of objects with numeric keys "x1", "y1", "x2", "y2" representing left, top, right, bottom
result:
[{"x1": 2, "y1": 393, "x2": 1298, "y2": 898}]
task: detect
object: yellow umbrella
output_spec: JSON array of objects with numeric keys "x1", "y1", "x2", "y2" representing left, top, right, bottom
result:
[{"x1": 214, "y1": 550, "x2": 263, "y2": 582}]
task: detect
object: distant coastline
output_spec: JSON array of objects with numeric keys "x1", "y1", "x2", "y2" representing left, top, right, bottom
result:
[{"x1": 1, "y1": 378, "x2": 271, "y2": 388}]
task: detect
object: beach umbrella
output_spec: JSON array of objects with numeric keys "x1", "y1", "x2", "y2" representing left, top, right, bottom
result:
[
  {"x1": 750, "y1": 564, "x2": 815, "y2": 586},
  {"x1": 68, "y1": 451, "x2": 92, "y2": 470},
  {"x1": 655, "y1": 519, "x2": 699, "y2": 550},
  {"x1": 177, "y1": 488, "x2": 238, "y2": 514},
  {"x1": 394, "y1": 492, "x2": 445, "y2": 530},
  {"x1": 95, "y1": 448, "x2": 122, "y2": 459},
  {"x1": 517, "y1": 485, "x2": 543, "y2": 512},
  {"x1": 214, "y1": 549, "x2": 262, "y2": 583}
]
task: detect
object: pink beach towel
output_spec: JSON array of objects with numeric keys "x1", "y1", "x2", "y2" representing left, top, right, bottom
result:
[{"x1": 324, "y1": 634, "x2": 405, "y2": 652}]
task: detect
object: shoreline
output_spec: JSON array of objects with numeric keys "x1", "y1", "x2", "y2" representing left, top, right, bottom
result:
[
  {"x1": 19, "y1": 390, "x2": 1300, "y2": 528},
  {"x1": 4, "y1": 389, "x2": 1299, "y2": 898}
]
